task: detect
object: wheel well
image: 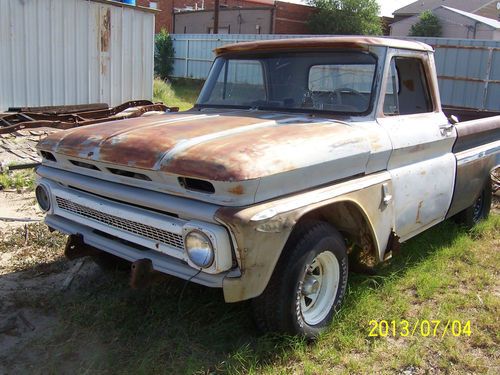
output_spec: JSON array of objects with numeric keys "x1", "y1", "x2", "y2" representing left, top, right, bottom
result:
[{"x1": 289, "y1": 201, "x2": 379, "y2": 270}]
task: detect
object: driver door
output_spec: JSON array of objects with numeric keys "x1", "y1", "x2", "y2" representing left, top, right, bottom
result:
[{"x1": 378, "y1": 52, "x2": 457, "y2": 241}]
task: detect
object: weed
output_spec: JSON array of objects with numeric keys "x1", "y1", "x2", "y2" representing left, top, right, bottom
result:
[
  {"x1": 153, "y1": 78, "x2": 203, "y2": 111},
  {"x1": 0, "y1": 169, "x2": 35, "y2": 191}
]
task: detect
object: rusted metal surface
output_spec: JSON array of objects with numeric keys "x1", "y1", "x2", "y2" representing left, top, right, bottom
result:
[
  {"x1": 37, "y1": 110, "x2": 372, "y2": 203},
  {"x1": 215, "y1": 36, "x2": 433, "y2": 56},
  {"x1": 0, "y1": 101, "x2": 177, "y2": 135},
  {"x1": 130, "y1": 259, "x2": 154, "y2": 289}
]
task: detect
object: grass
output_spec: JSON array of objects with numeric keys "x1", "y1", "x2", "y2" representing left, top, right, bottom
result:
[
  {"x1": 0, "y1": 223, "x2": 67, "y2": 274},
  {"x1": 153, "y1": 78, "x2": 204, "y2": 111},
  {"x1": 5, "y1": 214, "x2": 499, "y2": 374},
  {"x1": 0, "y1": 168, "x2": 36, "y2": 191}
]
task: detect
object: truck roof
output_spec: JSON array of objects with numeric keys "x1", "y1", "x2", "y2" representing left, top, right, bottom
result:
[{"x1": 215, "y1": 36, "x2": 433, "y2": 55}]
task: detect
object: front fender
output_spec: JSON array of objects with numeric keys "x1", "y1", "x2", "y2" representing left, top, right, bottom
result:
[{"x1": 215, "y1": 172, "x2": 394, "y2": 302}]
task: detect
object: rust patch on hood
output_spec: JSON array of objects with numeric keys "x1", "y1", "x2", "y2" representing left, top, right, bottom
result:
[
  {"x1": 162, "y1": 121, "x2": 365, "y2": 181},
  {"x1": 228, "y1": 185, "x2": 245, "y2": 195},
  {"x1": 38, "y1": 110, "x2": 368, "y2": 182}
]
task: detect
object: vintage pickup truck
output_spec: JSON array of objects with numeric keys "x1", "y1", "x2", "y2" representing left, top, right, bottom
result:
[{"x1": 35, "y1": 37, "x2": 499, "y2": 337}]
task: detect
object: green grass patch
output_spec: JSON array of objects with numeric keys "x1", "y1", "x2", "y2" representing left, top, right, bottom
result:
[
  {"x1": 0, "y1": 168, "x2": 36, "y2": 191},
  {"x1": 153, "y1": 78, "x2": 204, "y2": 111},
  {"x1": 10, "y1": 215, "x2": 500, "y2": 374}
]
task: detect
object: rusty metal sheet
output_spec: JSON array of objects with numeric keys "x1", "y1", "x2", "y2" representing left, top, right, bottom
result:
[
  {"x1": 0, "y1": 101, "x2": 176, "y2": 135},
  {"x1": 38, "y1": 110, "x2": 371, "y2": 185},
  {"x1": 162, "y1": 119, "x2": 368, "y2": 181}
]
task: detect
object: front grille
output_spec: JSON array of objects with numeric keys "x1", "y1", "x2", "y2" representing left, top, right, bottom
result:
[{"x1": 55, "y1": 197, "x2": 184, "y2": 250}]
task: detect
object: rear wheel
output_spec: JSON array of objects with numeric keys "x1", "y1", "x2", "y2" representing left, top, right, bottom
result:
[
  {"x1": 455, "y1": 179, "x2": 492, "y2": 228},
  {"x1": 251, "y1": 222, "x2": 348, "y2": 338}
]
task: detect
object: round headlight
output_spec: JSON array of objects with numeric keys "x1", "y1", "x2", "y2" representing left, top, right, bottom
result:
[
  {"x1": 184, "y1": 230, "x2": 214, "y2": 268},
  {"x1": 35, "y1": 185, "x2": 51, "y2": 212}
]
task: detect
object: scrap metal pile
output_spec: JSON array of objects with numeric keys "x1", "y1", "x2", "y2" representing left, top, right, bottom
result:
[
  {"x1": 0, "y1": 100, "x2": 177, "y2": 135},
  {"x1": 0, "y1": 101, "x2": 178, "y2": 170}
]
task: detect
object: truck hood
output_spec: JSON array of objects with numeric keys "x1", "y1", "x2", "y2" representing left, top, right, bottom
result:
[{"x1": 38, "y1": 110, "x2": 385, "y2": 205}]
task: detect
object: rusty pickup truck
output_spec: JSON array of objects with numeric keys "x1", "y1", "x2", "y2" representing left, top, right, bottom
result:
[{"x1": 35, "y1": 37, "x2": 499, "y2": 337}]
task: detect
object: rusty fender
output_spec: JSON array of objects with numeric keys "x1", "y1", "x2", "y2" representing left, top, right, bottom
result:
[{"x1": 215, "y1": 172, "x2": 394, "y2": 303}]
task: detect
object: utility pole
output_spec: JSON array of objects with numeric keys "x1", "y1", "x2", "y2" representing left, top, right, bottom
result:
[{"x1": 213, "y1": 0, "x2": 219, "y2": 34}]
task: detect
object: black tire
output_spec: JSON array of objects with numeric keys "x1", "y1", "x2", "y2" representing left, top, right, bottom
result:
[
  {"x1": 251, "y1": 222, "x2": 348, "y2": 338},
  {"x1": 91, "y1": 251, "x2": 131, "y2": 271},
  {"x1": 455, "y1": 179, "x2": 492, "y2": 228}
]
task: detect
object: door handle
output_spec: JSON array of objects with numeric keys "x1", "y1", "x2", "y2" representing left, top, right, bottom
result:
[{"x1": 439, "y1": 123, "x2": 454, "y2": 135}]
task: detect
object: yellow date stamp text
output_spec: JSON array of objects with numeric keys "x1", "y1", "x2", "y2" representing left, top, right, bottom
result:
[{"x1": 368, "y1": 319, "x2": 472, "y2": 337}]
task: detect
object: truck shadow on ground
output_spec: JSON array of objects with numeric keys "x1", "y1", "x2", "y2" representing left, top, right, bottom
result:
[{"x1": 0, "y1": 218, "x2": 480, "y2": 373}]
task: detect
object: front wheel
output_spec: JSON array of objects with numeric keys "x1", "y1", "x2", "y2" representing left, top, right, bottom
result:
[{"x1": 252, "y1": 222, "x2": 348, "y2": 338}]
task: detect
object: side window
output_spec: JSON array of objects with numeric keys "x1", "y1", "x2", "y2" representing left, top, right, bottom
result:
[{"x1": 383, "y1": 57, "x2": 433, "y2": 116}]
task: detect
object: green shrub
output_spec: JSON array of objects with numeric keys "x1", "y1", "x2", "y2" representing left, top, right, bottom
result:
[
  {"x1": 154, "y1": 29, "x2": 174, "y2": 80},
  {"x1": 409, "y1": 11, "x2": 442, "y2": 37}
]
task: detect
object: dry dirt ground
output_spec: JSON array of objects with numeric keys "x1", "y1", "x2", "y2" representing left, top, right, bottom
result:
[{"x1": 0, "y1": 189, "x2": 499, "y2": 373}]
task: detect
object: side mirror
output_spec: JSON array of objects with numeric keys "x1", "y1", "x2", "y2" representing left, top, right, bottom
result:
[{"x1": 449, "y1": 115, "x2": 459, "y2": 124}]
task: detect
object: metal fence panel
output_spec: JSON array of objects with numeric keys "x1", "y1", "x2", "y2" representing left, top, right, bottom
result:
[
  {"x1": 171, "y1": 34, "x2": 500, "y2": 111},
  {"x1": 0, "y1": 0, "x2": 156, "y2": 111}
]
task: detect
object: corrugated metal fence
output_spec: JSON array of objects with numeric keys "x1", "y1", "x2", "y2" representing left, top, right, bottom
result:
[
  {"x1": 0, "y1": 0, "x2": 156, "y2": 111},
  {"x1": 171, "y1": 34, "x2": 500, "y2": 111}
]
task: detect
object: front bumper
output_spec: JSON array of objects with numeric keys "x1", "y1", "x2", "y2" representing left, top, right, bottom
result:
[
  {"x1": 36, "y1": 166, "x2": 239, "y2": 287},
  {"x1": 45, "y1": 214, "x2": 226, "y2": 287}
]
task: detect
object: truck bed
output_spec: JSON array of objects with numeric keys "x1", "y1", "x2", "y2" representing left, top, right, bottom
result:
[
  {"x1": 442, "y1": 107, "x2": 500, "y2": 153},
  {"x1": 444, "y1": 106, "x2": 499, "y2": 219}
]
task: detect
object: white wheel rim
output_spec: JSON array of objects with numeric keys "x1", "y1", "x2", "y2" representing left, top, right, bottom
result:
[{"x1": 299, "y1": 251, "x2": 340, "y2": 326}]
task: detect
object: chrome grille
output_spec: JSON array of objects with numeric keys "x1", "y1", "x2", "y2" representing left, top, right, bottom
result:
[{"x1": 55, "y1": 197, "x2": 184, "y2": 250}]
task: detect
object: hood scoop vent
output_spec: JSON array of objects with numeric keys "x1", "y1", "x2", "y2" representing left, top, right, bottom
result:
[
  {"x1": 107, "y1": 168, "x2": 152, "y2": 181},
  {"x1": 70, "y1": 160, "x2": 100, "y2": 171},
  {"x1": 179, "y1": 177, "x2": 215, "y2": 194}
]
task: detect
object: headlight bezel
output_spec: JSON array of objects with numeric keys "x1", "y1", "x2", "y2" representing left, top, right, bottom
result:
[
  {"x1": 35, "y1": 184, "x2": 51, "y2": 212},
  {"x1": 184, "y1": 229, "x2": 215, "y2": 269}
]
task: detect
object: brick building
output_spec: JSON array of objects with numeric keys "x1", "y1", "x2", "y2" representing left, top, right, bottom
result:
[{"x1": 136, "y1": 0, "x2": 314, "y2": 34}]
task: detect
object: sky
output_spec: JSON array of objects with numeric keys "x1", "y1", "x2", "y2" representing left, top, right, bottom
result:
[
  {"x1": 283, "y1": 0, "x2": 416, "y2": 17},
  {"x1": 378, "y1": 0, "x2": 415, "y2": 17}
]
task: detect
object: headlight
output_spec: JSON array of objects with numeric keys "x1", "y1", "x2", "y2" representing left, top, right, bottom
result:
[
  {"x1": 184, "y1": 230, "x2": 214, "y2": 268},
  {"x1": 35, "y1": 185, "x2": 51, "y2": 212}
]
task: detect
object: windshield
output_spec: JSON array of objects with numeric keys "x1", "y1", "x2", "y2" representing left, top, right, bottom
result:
[{"x1": 196, "y1": 51, "x2": 377, "y2": 114}]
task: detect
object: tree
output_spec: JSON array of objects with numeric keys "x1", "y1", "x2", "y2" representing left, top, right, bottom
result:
[
  {"x1": 154, "y1": 29, "x2": 174, "y2": 81},
  {"x1": 409, "y1": 11, "x2": 442, "y2": 37},
  {"x1": 308, "y1": 0, "x2": 382, "y2": 35}
]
